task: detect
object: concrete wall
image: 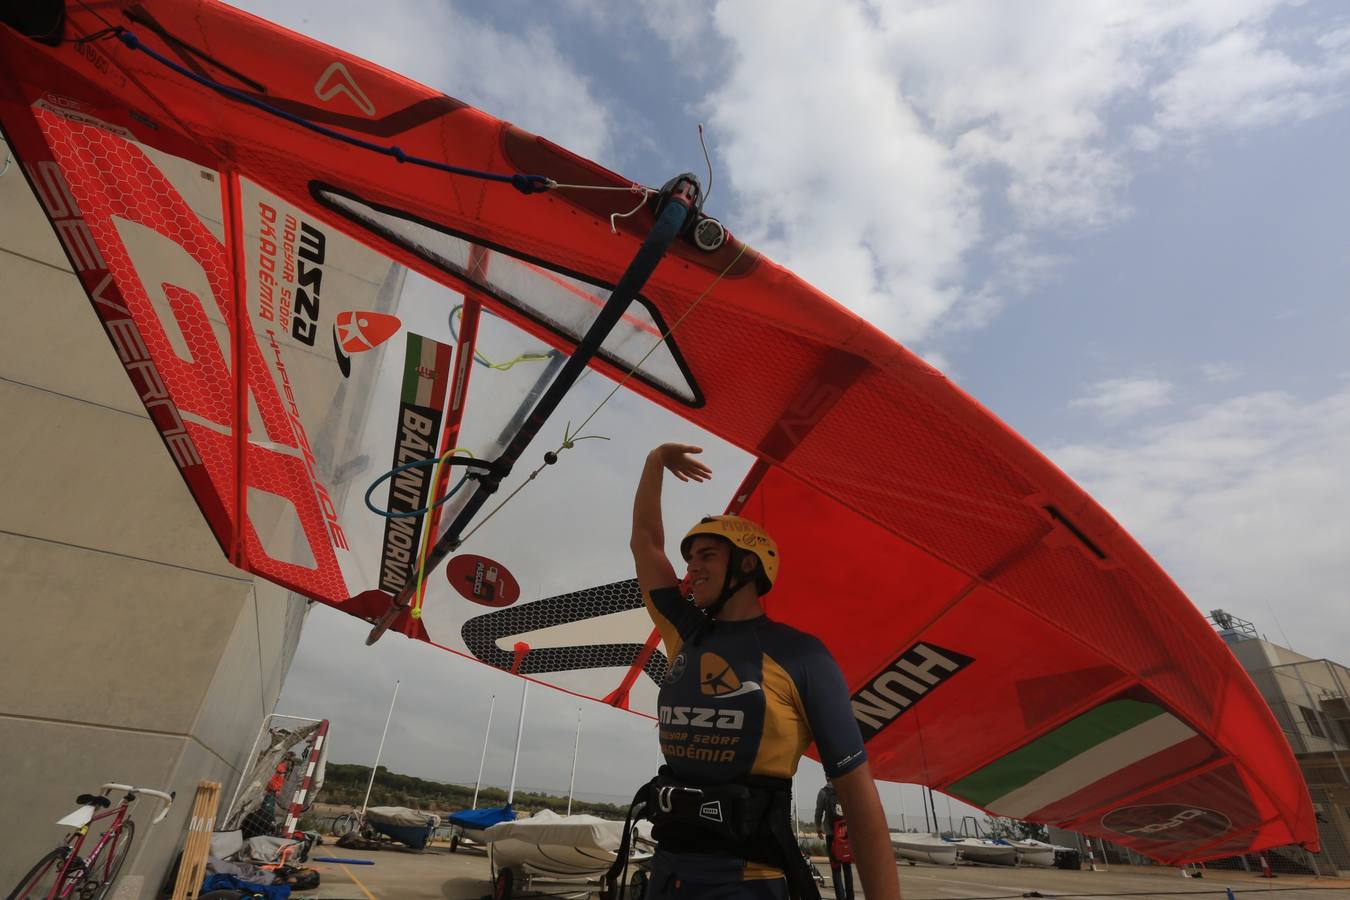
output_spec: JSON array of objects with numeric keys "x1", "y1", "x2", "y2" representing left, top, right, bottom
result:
[{"x1": 0, "y1": 144, "x2": 307, "y2": 893}]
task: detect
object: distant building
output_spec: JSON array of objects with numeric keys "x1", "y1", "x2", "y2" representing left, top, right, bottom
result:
[{"x1": 1211, "y1": 609, "x2": 1350, "y2": 875}]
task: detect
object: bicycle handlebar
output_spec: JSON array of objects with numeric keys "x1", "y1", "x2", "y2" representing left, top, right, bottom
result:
[{"x1": 101, "y1": 783, "x2": 176, "y2": 824}]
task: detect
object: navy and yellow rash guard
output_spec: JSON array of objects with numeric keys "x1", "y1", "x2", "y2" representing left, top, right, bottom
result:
[{"x1": 646, "y1": 585, "x2": 867, "y2": 789}]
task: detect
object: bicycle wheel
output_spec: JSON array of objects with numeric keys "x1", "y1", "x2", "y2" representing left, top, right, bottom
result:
[
  {"x1": 5, "y1": 847, "x2": 74, "y2": 900},
  {"x1": 91, "y1": 819, "x2": 135, "y2": 900},
  {"x1": 331, "y1": 812, "x2": 359, "y2": 836}
]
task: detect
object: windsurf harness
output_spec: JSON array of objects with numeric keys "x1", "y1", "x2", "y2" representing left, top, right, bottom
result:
[{"x1": 605, "y1": 767, "x2": 819, "y2": 900}]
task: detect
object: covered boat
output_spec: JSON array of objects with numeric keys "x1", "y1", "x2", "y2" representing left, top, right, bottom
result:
[
  {"x1": 485, "y1": 809, "x2": 653, "y2": 886},
  {"x1": 448, "y1": 804, "x2": 517, "y2": 850},
  {"x1": 365, "y1": 806, "x2": 440, "y2": 851}
]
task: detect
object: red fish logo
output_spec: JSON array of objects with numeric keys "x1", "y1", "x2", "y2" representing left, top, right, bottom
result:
[{"x1": 333, "y1": 311, "x2": 401, "y2": 377}]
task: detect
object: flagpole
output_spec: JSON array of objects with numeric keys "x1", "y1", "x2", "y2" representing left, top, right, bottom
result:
[
  {"x1": 507, "y1": 680, "x2": 529, "y2": 805},
  {"x1": 472, "y1": 695, "x2": 496, "y2": 810},
  {"x1": 566, "y1": 707, "x2": 582, "y2": 815},
  {"x1": 361, "y1": 679, "x2": 400, "y2": 818}
]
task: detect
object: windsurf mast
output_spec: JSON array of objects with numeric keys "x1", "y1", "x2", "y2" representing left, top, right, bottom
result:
[{"x1": 364, "y1": 174, "x2": 703, "y2": 644}]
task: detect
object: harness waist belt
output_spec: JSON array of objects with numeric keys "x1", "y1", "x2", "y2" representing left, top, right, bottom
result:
[{"x1": 603, "y1": 767, "x2": 821, "y2": 900}]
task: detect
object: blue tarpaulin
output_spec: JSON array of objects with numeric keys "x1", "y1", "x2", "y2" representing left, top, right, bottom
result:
[
  {"x1": 445, "y1": 804, "x2": 515, "y2": 830},
  {"x1": 201, "y1": 873, "x2": 291, "y2": 898}
]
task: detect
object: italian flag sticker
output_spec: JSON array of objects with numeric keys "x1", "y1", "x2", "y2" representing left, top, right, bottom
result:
[{"x1": 948, "y1": 699, "x2": 1215, "y2": 821}]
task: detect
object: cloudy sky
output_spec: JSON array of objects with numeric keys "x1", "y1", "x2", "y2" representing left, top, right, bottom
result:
[{"x1": 221, "y1": 0, "x2": 1350, "y2": 823}]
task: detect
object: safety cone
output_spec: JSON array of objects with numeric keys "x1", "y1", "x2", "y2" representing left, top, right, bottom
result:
[{"x1": 1259, "y1": 855, "x2": 1274, "y2": 878}]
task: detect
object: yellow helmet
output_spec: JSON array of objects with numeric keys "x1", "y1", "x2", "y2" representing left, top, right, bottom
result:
[{"x1": 680, "y1": 515, "x2": 779, "y2": 595}]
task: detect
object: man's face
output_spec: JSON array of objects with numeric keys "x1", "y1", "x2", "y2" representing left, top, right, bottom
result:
[{"x1": 684, "y1": 535, "x2": 732, "y2": 608}]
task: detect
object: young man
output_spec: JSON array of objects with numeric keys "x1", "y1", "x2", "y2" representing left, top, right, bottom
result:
[
  {"x1": 627, "y1": 443, "x2": 900, "y2": 900},
  {"x1": 815, "y1": 781, "x2": 855, "y2": 900}
]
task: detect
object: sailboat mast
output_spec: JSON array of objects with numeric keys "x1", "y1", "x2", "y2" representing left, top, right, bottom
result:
[
  {"x1": 566, "y1": 707, "x2": 581, "y2": 815},
  {"x1": 507, "y1": 680, "x2": 529, "y2": 805},
  {"x1": 361, "y1": 679, "x2": 400, "y2": 818},
  {"x1": 471, "y1": 694, "x2": 495, "y2": 810}
]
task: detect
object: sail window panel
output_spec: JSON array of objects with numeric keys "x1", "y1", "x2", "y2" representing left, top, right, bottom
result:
[
  {"x1": 247, "y1": 486, "x2": 319, "y2": 570},
  {"x1": 315, "y1": 187, "x2": 700, "y2": 405}
]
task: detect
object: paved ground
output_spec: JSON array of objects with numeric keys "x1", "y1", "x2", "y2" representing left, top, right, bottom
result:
[{"x1": 291, "y1": 841, "x2": 1350, "y2": 900}]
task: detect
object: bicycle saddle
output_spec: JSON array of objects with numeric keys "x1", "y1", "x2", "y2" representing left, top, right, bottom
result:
[{"x1": 76, "y1": 794, "x2": 112, "y2": 809}]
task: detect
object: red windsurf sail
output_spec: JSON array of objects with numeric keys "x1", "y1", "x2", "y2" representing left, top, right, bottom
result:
[{"x1": 0, "y1": 2, "x2": 1316, "y2": 863}]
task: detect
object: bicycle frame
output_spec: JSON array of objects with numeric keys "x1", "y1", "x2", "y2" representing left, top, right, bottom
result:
[{"x1": 42, "y1": 802, "x2": 132, "y2": 900}]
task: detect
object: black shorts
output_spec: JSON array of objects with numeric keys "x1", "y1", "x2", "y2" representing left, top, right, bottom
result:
[{"x1": 645, "y1": 850, "x2": 789, "y2": 900}]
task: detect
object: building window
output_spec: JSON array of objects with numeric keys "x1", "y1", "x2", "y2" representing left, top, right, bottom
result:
[{"x1": 1300, "y1": 706, "x2": 1326, "y2": 739}]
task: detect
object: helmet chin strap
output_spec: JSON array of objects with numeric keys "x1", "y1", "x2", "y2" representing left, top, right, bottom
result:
[{"x1": 694, "y1": 551, "x2": 756, "y2": 642}]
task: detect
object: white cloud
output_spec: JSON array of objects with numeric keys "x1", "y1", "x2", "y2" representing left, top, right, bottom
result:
[
  {"x1": 1072, "y1": 376, "x2": 1176, "y2": 420},
  {"x1": 633, "y1": 0, "x2": 1350, "y2": 345},
  {"x1": 1319, "y1": 26, "x2": 1350, "y2": 52},
  {"x1": 700, "y1": 0, "x2": 980, "y2": 342},
  {"x1": 1151, "y1": 29, "x2": 1345, "y2": 137},
  {"x1": 1201, "y1": 362, "x2": 1242, "y2": 383},
  {"x1": 1050, "y1": 386, "x2": 1350, "y2": 660},
  {"x1": 876, "y1": 0, "x2": 1350, "y2": 230}
]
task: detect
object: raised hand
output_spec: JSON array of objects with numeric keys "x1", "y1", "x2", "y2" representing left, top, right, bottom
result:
[{"x1": 652, "y1": 443, "x2": 712, "y2": 483}]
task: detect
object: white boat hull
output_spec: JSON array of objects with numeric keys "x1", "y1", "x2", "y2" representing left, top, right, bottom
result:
[
  {"x1": 890, "y1": 834, "x2": 959, "y2": 866},
  {"x1": 955, "y1": 839, "x2": 1018, "y2": 866},
  {"x1": 1010, "y1": 839, "x2": 1070, "y2": 867}
]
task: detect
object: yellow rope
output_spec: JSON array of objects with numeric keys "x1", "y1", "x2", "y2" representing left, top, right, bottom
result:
[
  {"x1": 411, "y1": 447, "x2": 472, "y2": 619},
  {"x1": 453, "y1": 306, "x2": 553, "y2": 371}
]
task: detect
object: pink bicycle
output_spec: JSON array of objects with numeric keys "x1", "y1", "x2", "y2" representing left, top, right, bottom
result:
[{"x1": 6, "y1": 783, "x2": 174, "y2": 900}]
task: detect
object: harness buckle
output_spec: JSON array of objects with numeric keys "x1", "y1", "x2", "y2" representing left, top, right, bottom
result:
[{"x1": 656, "y1": 785, "x2": 703, "y2": 814}]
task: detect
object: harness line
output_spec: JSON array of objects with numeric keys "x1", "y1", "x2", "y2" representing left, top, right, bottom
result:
[{"x1": 450, "y1": 241, "x2": 748, "y2": 548}]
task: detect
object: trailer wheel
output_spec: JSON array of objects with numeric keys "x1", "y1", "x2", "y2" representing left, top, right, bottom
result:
[
  {"x1": 493, "y1": 867, "x2": 513, "y2": 900},
  {"x1": 450, "y1": 834, "x2": 460, "y2": 852},
  {"x1": 629, "y1": 870, "x2": 648, "y2": 900}
]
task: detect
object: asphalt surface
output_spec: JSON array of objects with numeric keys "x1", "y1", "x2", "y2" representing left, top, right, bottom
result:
[{"x1": 289, "y1": 840, "x2": 1350, "y2": 900}]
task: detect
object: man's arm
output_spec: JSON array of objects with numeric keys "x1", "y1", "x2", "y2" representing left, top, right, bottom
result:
[
  {"x1": 630, "y1": 443, "x2": 708, "y2": 594},
  {"x1": 834, "y1": 761, "x2": 901, "y2": 900}
]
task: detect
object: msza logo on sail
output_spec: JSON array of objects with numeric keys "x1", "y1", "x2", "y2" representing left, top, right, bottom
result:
[
  {"x1": 851, "y1": 642, "x2": 974, "y2": 741},
  {"x1": 659, "y1": 706, "x2": 744, "y2": 730}
]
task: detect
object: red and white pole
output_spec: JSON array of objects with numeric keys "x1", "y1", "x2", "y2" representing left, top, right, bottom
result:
[{"x1": 283, "y1": 719, "x2": 329, "y2": 837}]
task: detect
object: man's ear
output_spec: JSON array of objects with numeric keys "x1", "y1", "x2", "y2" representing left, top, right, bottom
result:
[{"x1": 740, "y1": 554, "x2": 758, "y2": 574}]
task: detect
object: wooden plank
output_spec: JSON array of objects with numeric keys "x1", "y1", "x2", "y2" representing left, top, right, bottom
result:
[{"x1": 171, "y1": 780, "x2": 222, "y2": 900}]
